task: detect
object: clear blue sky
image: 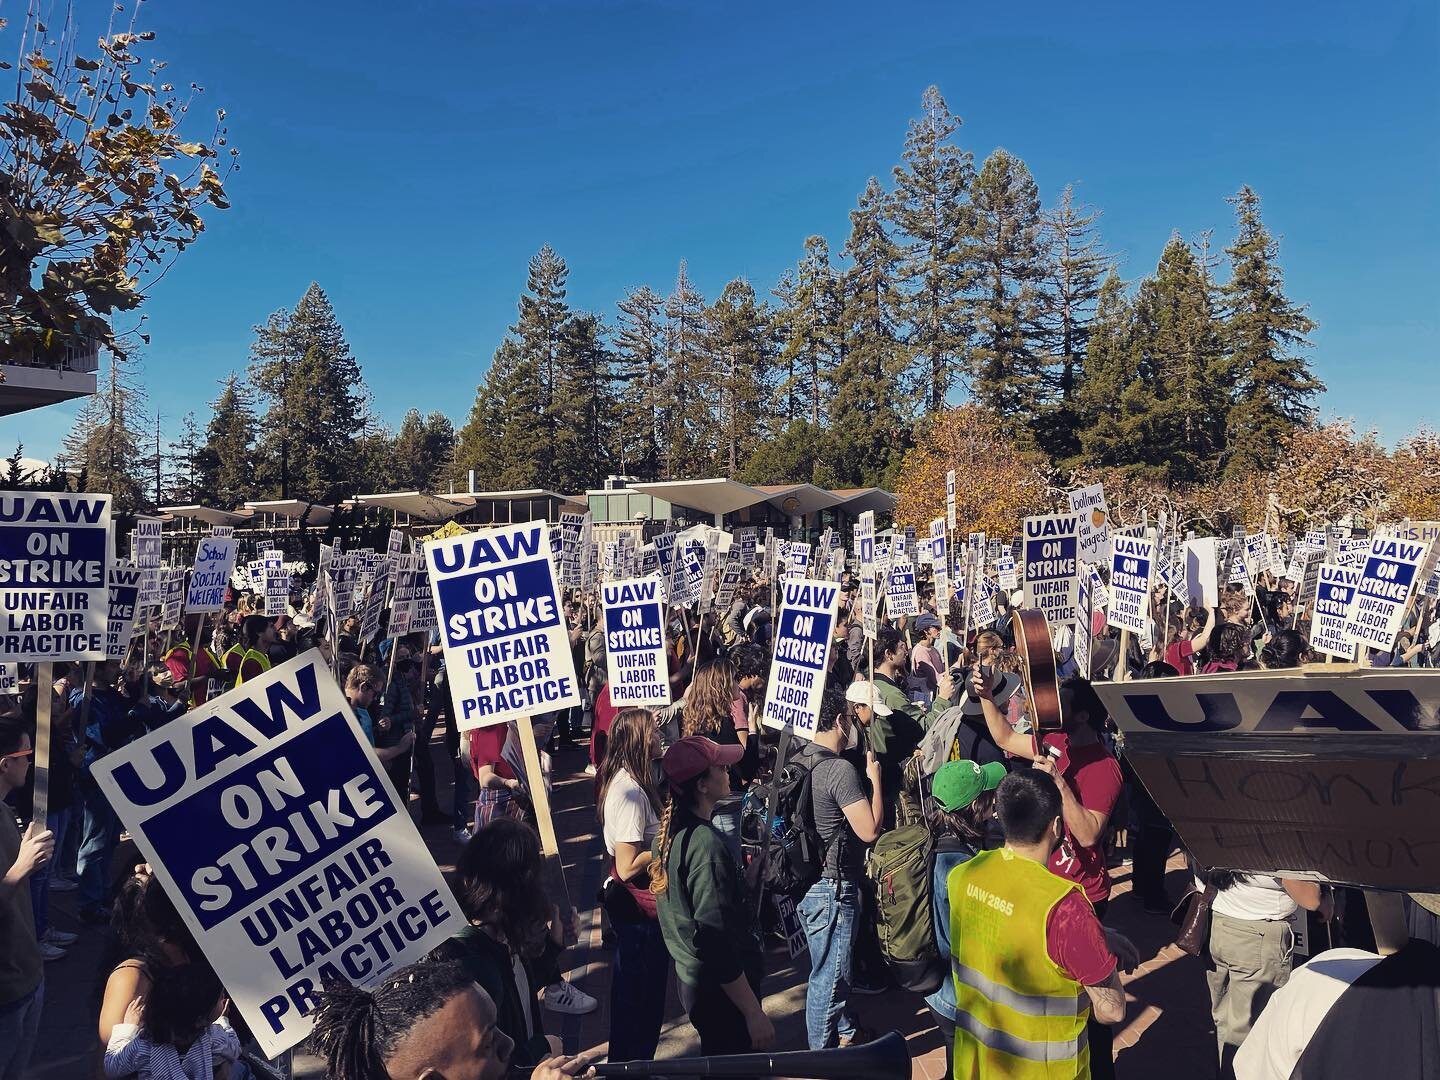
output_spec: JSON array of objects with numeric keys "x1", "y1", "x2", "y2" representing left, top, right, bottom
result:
[{"x1": 8, "y1": 0, "x2": 1438, "y2": 464}]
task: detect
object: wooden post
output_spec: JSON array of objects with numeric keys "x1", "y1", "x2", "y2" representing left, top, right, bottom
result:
[
  {"x1": 32, "y1": 662, "x2": 54, "y2": 828},
  {"x1": 515, "y1": 715, "x2": 574, "y2": 941},
  {"x1": 1117, "y1": 629, "x2": 1132, "y2": 683}
]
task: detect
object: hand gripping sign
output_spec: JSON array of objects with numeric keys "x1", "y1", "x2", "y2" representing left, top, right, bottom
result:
[
  {"x1": 601, "y1": 575, "x2": 672, "y2": 708},
  {"x1": 425, "y1": 521, "x2": 581, "y2": 732},
  {"x1": 92, "y1": 651, "x2": 464, "y2": 1057},
  {"x1": 761, "y1": 579, "x2": 841, "y2": 742}
]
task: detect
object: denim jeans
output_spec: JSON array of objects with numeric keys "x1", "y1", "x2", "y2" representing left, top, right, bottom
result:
[
  {"x1": 0, "y1": 980, "x2": 44, "y2": 1080},
  {"x1": 77, "y1": 776, "x2": 121, "y2": 913},
  {"x1": 608, "y1": 918, "x2": 669, "y2": 1062},
  {"x1": 29, "y1": 807, "x2": 72, "y2": 940},
  {"x1": 797, "y1": 877, "x2": 859, "y2": 1049}
]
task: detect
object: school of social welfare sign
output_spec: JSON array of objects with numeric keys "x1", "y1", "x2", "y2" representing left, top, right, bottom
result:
[
  {"x1": 0, "y1": 492, "x2": 111, "y2": 662},
  {"x1": 92, "y1": 651, "x2": 464, "y2": 1057},
  {"x1": 426, "y1": 520, "x2": 582, "y2": 731},
  {"x1": 761, "y1": 579, "x2": 840, "y2": 742},
  {"x1": 601, "y1": 575, "x2": 672, "y2": 708}
]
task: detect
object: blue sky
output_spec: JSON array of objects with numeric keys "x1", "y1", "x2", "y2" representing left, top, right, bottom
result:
[{"x1": 7, "y1": 0, "x2": 1438, "y2": 464}]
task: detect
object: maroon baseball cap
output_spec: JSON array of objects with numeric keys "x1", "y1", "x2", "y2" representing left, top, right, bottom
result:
[{"x1": 662, "y1": 736, "x2": 743, "y2": 789}]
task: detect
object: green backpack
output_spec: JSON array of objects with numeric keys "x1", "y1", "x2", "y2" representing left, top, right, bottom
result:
[{"x1": 865, "y1": 820, "x2": 944, "y2": 995}]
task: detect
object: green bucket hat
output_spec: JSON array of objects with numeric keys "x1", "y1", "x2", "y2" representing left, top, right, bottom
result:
[{"x1": 933, "y1": 759, "x2": 1007, "y2": 812}]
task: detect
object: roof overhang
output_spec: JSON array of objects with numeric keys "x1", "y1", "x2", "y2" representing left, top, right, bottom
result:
[
  {"x1": 755, "y1": 483, "x2": 844, "y2": 516},
  {"x1": 354, "y1": 491, "x2": 467, "y2": 523},
  {"x1": 627, "y1": 479, "x2": 768, "y2": 517},
  {"x1": 158, "y1": 505, "x2": 254, "y2": 526},
  {"x1": 243, "y1": 500, "x2": 334, "y2": 525},
  {"x1": 830, "y1": 487, "x2": 898, "y2": 515}
]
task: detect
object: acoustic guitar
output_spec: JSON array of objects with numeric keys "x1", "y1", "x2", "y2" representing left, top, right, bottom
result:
[{"x1": 1010, "y1": 608, "x2": 1064, "y2": 750}]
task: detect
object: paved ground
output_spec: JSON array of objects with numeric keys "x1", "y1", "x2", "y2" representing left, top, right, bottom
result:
[{"x1": 27, "y1": 739, "x2": 1216, "y2": 1079}]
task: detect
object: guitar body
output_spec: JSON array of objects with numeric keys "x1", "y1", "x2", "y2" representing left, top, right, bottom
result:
[{"x1": 1011, "y1": 608, "x2": 1064, "y2": 744}]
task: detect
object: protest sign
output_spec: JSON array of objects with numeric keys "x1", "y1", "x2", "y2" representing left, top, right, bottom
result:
[
  {"x1": 107, "y1": 562, "x2": 144, "y2": 660},
  {"x1": 945, "y1": 469, "x2": 957, "y2": 532},
  {"x1": 1183, "y1": 537, "x2": 1220, "y2": 609},
  {"x1": 1067, "y1": 483, "x2": 1109, "y2": 565},
  {"x1": 1074, "y1": 573, "x2": 1092, "y2": 678},
  {"x1": 885, "y1": 558, "x2": 920, "y2": 618},
  {"x1": 426, "y1": 521, "x2": 580, "y2": 731},
  {"x1": 159, "y1": 567, "x2": 186, "y2": 631},
  {"x1": 92, "y1": 651, "x2": 464, "y2": 1056},
  {"x1": 0, "y1": 664, "x2": 16, "y2": 695},
  {"x1": 1022, "y1": 513, "x2": 1079, "y2": 629},
  {"x1": 134, "y1": 516, "x2": 164, "y2": 606},
  {"x1": 995, "y1": 551, "x2": 1018, "y2": 592},
  {"x1": 187, "y1": 536, "x2": 238, "y2": 613},
  {"x1": 1096, "y1": 670, "x2": 1440, "y2": 890},
  {"x1": 388, "y1": 555, "x2": 437, "y2": 637},
  {"x1": 0, "y1": 492, "x2": 111, "y2": 662},
  {"x1": 857, "y1": 511, "x2": 877, "y2": 640},
  {"x1": 761, "y1": 579, "x2": 840, "y2": 742},
  {"x1": 1341, "y1": 535, "x2": 1432, "y2": 652},
  {"x1": 358, "y1": 559, "x2": 391, "y2": 645},
  {"x1": 1109, "y1": 533, "x2": 1155, "y2": 635},
  {"x1": 929, "y1": 518, "x2": 950, "y2": 611},
  {"x1": 786, "y1": 541, "x2": 812, "y2": 582},
  {"x1": 601, "y1": 575, "x2": 671, "y2": 708},
  {"x1": 1310, "y1": 563, "x2": 1360, "y2": 659}
]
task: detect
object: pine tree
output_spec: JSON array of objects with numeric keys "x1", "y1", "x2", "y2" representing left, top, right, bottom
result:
[
  {"x1": 830, "y1": 177, "x2": 909, "y2": 486},
  {"x1": 1074, "y1": 270, "x2": 1146, "y2": 470},
  {"x1": 552, "y1": 312, "x2": 613, "y2": 491},
  {"x1": 520, "y1": 246, "x2": 572, "y2": 480},
  {"x1": 660, "y1": 262, "x2": 713, "y2": 477},
  {"x1": 60, "y1": 359, "x2": 147, "y2": 510},
  {"x1": 1128, "y1": 235, "x2": 1229, "y2": 482},
  {"x1": 1220, "y1": 186, "x2": 1321, "y2": 478},
  {"x1": 773, "y1": 237, "x2": 839, "y2": 427},
  {"x1": 1036, "y1": 185, "x2": 1109, "y2": 460},
  {"x1": 165, "y1": 412, "x2": 204, "y2": 505},
  {"x1": 248, "y1": 283, "x2": 371, "y2": 502},
  {"x1": 707, "y1": 279, "x2": 775, "y2": 475},
  {"x1": 198, "y1": 374, "x2": 258, "y2": 508},
  {"x1": 890, "y1": 86, "x2": 975, "y2": 414},
  {"x1": 611, "y1": 286, "x2": 667, "y2": 479},
  {"x1": 966, "y1": 149, "x2": 1049, "y2": 435},
  {"x1": 390, "y1": 410, "x2": 456, "y2": 492}
]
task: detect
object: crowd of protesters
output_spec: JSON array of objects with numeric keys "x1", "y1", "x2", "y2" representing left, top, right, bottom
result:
[{"x1": 2, "y1": 547, "x2": 1439, "y2": 1080}]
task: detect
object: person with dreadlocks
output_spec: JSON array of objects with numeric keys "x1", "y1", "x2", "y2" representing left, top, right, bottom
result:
[
  {"x1": 310, "y1": 958, "x2": 597, "y2": 1080},
  {"x1": 651, "y1": 735, "x2": 772, "y2": 1055}
]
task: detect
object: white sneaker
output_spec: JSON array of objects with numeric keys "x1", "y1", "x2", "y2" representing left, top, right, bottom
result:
[
  {"x1": 583, "y1": 764, "x2": 597, "y2": 777},
  {"x1": 541, "y1": 979, "x2": 597, "y2": 1015},
  {"x1": 44, "y1": 928, "x2": 79, "y2": 946},
  {"x1": 39, "y1": 941, "x2": 67, "y2": 961},
  {"x1": 48, "y1": 877, "x2": 78, "y2": 893}
]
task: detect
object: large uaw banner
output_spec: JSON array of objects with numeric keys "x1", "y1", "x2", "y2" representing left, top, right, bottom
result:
[
  {"x1": 601, "y1": 575, "x2": 671, "y2": 708},
  {"x1": 0, "y1": 492, "x2": 111, "y2": 662},
  {"x1": 426, "y1": 521, "x2": 581, "y2": 731},
  {"x1": 1097, "y1": 670, "x2": 1440, "y2": 891},
  {"x1": 761, "y1": 579, "x2": 841, "y2": 742},
  {"x1": 92, "y1": 652, "x2": 463, "y2": 1056}
]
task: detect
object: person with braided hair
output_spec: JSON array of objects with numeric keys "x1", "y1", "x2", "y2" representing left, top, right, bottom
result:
[
  {"x1": 651, "y1": 736, "x2": 772, "y2": 1055},
  {"x1": 309, "y1": 957, "x2": 597, "y2": 1080}
]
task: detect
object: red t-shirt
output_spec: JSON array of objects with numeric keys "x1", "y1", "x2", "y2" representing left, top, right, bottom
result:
[
  {"x1": 590, "y1": 684, "x2": 616, "y2": 769},
  {"x1": 1045, "y1": 891, "x2": 1117, "y2": 986},
  {"x1": 1165, "y1": 638, "x2": 1195, "y2": 675},
  {"x1": 1047, "y1": 737, "x2": 1124, "y2": 904},
  {"x1": 468, "y1": 726, "x2": 515, "y2": 780},
  {"x1": 191, "y1": 649, "x2": 222, "y2": 704}
]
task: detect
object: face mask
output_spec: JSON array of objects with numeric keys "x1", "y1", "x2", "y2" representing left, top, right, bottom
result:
[{"x1": 843, "y1": 717, "x2": 860, "y2": 752}]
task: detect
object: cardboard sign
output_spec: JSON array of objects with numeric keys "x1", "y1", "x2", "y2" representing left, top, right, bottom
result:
[
  {"x1": 426, "y1": 521, "x2": 580, "y2": 731},
  {"x1": 107, "y1": 562, "x2": 144, "y2": 660},
  {"x1": 1310, "y1": 563, "x2": 1360, "y2": 659},
  {"x1": 601, "y1": 575, "x2": 671, "y2": 708},
  {"x1": 1097, "y1": 670, "x2": 1440, "y2": 890},
  {"x1": 929, "y1": 518, "x2": 950, "y2": 611},
  {"x1": 187, "y1": 536, "x2": 238, "y2": 614},
  {"x1": 92, "y1": 652, "x2": 464, "y2": 1056},
  {"x1": 786, "y1": 542, "x2": 812, "y2": 582},
  {"x1": 1341, "y1": 535, "x2": 1432, "y2": 652},
  {"x1": 996, "y1": 552, "x2": 1018, "y2": 592},
  {"x1": 134, "y1": 516, "x2": 164, "y2": 606},
  {"x1": 946, "y1": 469, "x2": 957, "y2": 532},
  {"x1": 1022, "y1": 513, "x2": 1079, "y2": 628},
  {"x1": 159, "y1": 567, "x2": 186, "y2": 631},
  {"x1": 1074, "y1": 573, "x2": 1092, "y2": 678},
  {"x1": 388, "y1": 555, "x2": 436, "y2": 638},
  {"x1": 1183, "y1": 537, "x2": 1220, "y2": 609},
  {"x1": 1109, "y1": 533, "x2": 1155, "y2": 635},
  {"x1": 857, "y1": 511, "x2": 877, "y2": 640},
  {"x1": 1067, "y1": 483, "x2": 1109, "y2": 565},
  {"x1": 885, "y1": 558, "x2": 920, "y2": 618},
  {"x1": 0, "y1": 492, "x2": 111, "y2": 661},
  {"x1": 761, "y1": 579, "x2": 840, "y2": 741}
]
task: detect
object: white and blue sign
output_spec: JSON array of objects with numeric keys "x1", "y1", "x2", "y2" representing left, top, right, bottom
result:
[
  {"x1": 1022, "y1": 513, "x2": 1080, "y2": 628},
  {"x1": 886, "y1": 558, "x2": 920, "y2": 618},
  {"x1": 92, "y1": 652, "x2": 463, "y2": 1058},
  {"x1": 1108, "y1": 533, "x2": 1155, "y2": 635},
  {"x1": 107, "y1": 562, "x2": 144, "y2": 661},
  {"x1": 601, "y1": 575, "x2": 671, "y2": 708},
  {"x1": 761, "y1": 579, "x2": 841, "y2": 742},
  {"x1": 1311, "y1": 563, "x2": 1360, "y2": 659},
  {"x1": 426, "y1": 521, "x2": 580, "y2": 731},
  {"x1": 187, "y1": 535, "x2": 238, "y2": 613},
  {"x1": 0, "y1": 492, "x2": 111, "y2": 662},
  {"x1": 1342, "y1": 536, "x2": 1432, "y2": 652}
]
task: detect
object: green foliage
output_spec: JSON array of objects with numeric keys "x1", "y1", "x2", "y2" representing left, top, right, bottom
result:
[
  {"x1": 772, "y1": 237, "x2": 840, "y2": 426},
  {"x1": 611, "y1": 286, "x2": 667, "y2": 479},
  {"x1": 198, "y1": 373, "x2": 257, "y2": 508},
  {"x1": 390, "y1": 410, "x2": 456, "y2": 492},
  {"x1": 707, "y1": 278, "x2": 777, "y2": 475},
  {"x1": 59, "y1": 359, "x2": 148, "y2": 510},
  {"x1": 659, "y1": 261, "x2": 712, "y2": 477}
]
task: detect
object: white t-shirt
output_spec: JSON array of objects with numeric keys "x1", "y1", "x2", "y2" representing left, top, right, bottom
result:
[
  {"x1": 602, "y1": 768, "x2": 660, "y2": 856},
  {"x1": 1207, "y1": 874, "x2": 1298, "y2": 921},
  {"x1": 1234, "y1": 948, "x2": 1383, "y2": 1080}
]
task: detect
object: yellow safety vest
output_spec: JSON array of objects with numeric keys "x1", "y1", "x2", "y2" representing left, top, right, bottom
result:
[
  {"x1": 226, "y1": 645, "x2": 272, "y2": 687},
  {"x1": 949, "y1": 848, "x2": 1092, "y2": 1080}
]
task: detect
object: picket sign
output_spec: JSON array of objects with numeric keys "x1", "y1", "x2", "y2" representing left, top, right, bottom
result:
[
  {"x1": 600, "y1": 575, "x2": 671, "y2": 708},
  {"x1": 1109, "y1": 532, "x2": 1155, "y2": 636},
  {"x1": 1341, "y1": 535, "x2": 1434, "y2": 653},
  {"x1": 1022, "y1": 513, "x2": 1080, "y2": 632},
  {"x1": 91, "y1": 652, "x2": 465, "y2": 1057},
  {"x1": 1068, "y1": 483, "x2": 1109, "y2": 565},
  {"x1": 1311, "y1": 563, "x2": 1361, "y2": 659},
  {"x1": 761, "y1": 579, "x2": 841, "y2": 742}
]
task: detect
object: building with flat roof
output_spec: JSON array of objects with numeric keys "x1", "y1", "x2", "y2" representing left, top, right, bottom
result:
[{"x1": 1, "y1": 333, "x2": 99, "y2": 416}]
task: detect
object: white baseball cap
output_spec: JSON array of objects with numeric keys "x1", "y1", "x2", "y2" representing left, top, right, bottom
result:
[{"x1": 845, "y1": 680, "x2": 893, "y2": 716}]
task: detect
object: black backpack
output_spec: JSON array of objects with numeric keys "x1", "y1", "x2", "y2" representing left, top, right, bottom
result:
[{"x1": 759, "y1": 745, "x2": 842, "y2": 900}]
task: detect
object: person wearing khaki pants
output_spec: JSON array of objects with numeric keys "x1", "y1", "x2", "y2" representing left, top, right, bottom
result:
[{"x1": 1203, "y1": 873, "x2": 1330, "y2": 1079}]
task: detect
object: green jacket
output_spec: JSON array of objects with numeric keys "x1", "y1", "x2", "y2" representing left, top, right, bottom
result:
[{"x1": 654, "y1": 804, "x2": 763, "y2": 989}]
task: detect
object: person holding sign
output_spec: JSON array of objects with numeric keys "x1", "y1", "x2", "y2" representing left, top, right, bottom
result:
[{"x1": 651, "y1": 736, "x2": 772, "y2": 1055}]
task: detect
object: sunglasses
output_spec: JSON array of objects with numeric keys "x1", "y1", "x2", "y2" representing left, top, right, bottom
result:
[{"x1": 2, "y1": 748, "x2": 33, "y2": 761}]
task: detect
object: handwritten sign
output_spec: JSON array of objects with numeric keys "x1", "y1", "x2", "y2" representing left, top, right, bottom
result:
[
  {"x1": 187, "y1": 536, "x2": 238, "y2": 613},
  {"x1": 1067, "y1": 483, "x2": 1109, "y2": 565}
]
